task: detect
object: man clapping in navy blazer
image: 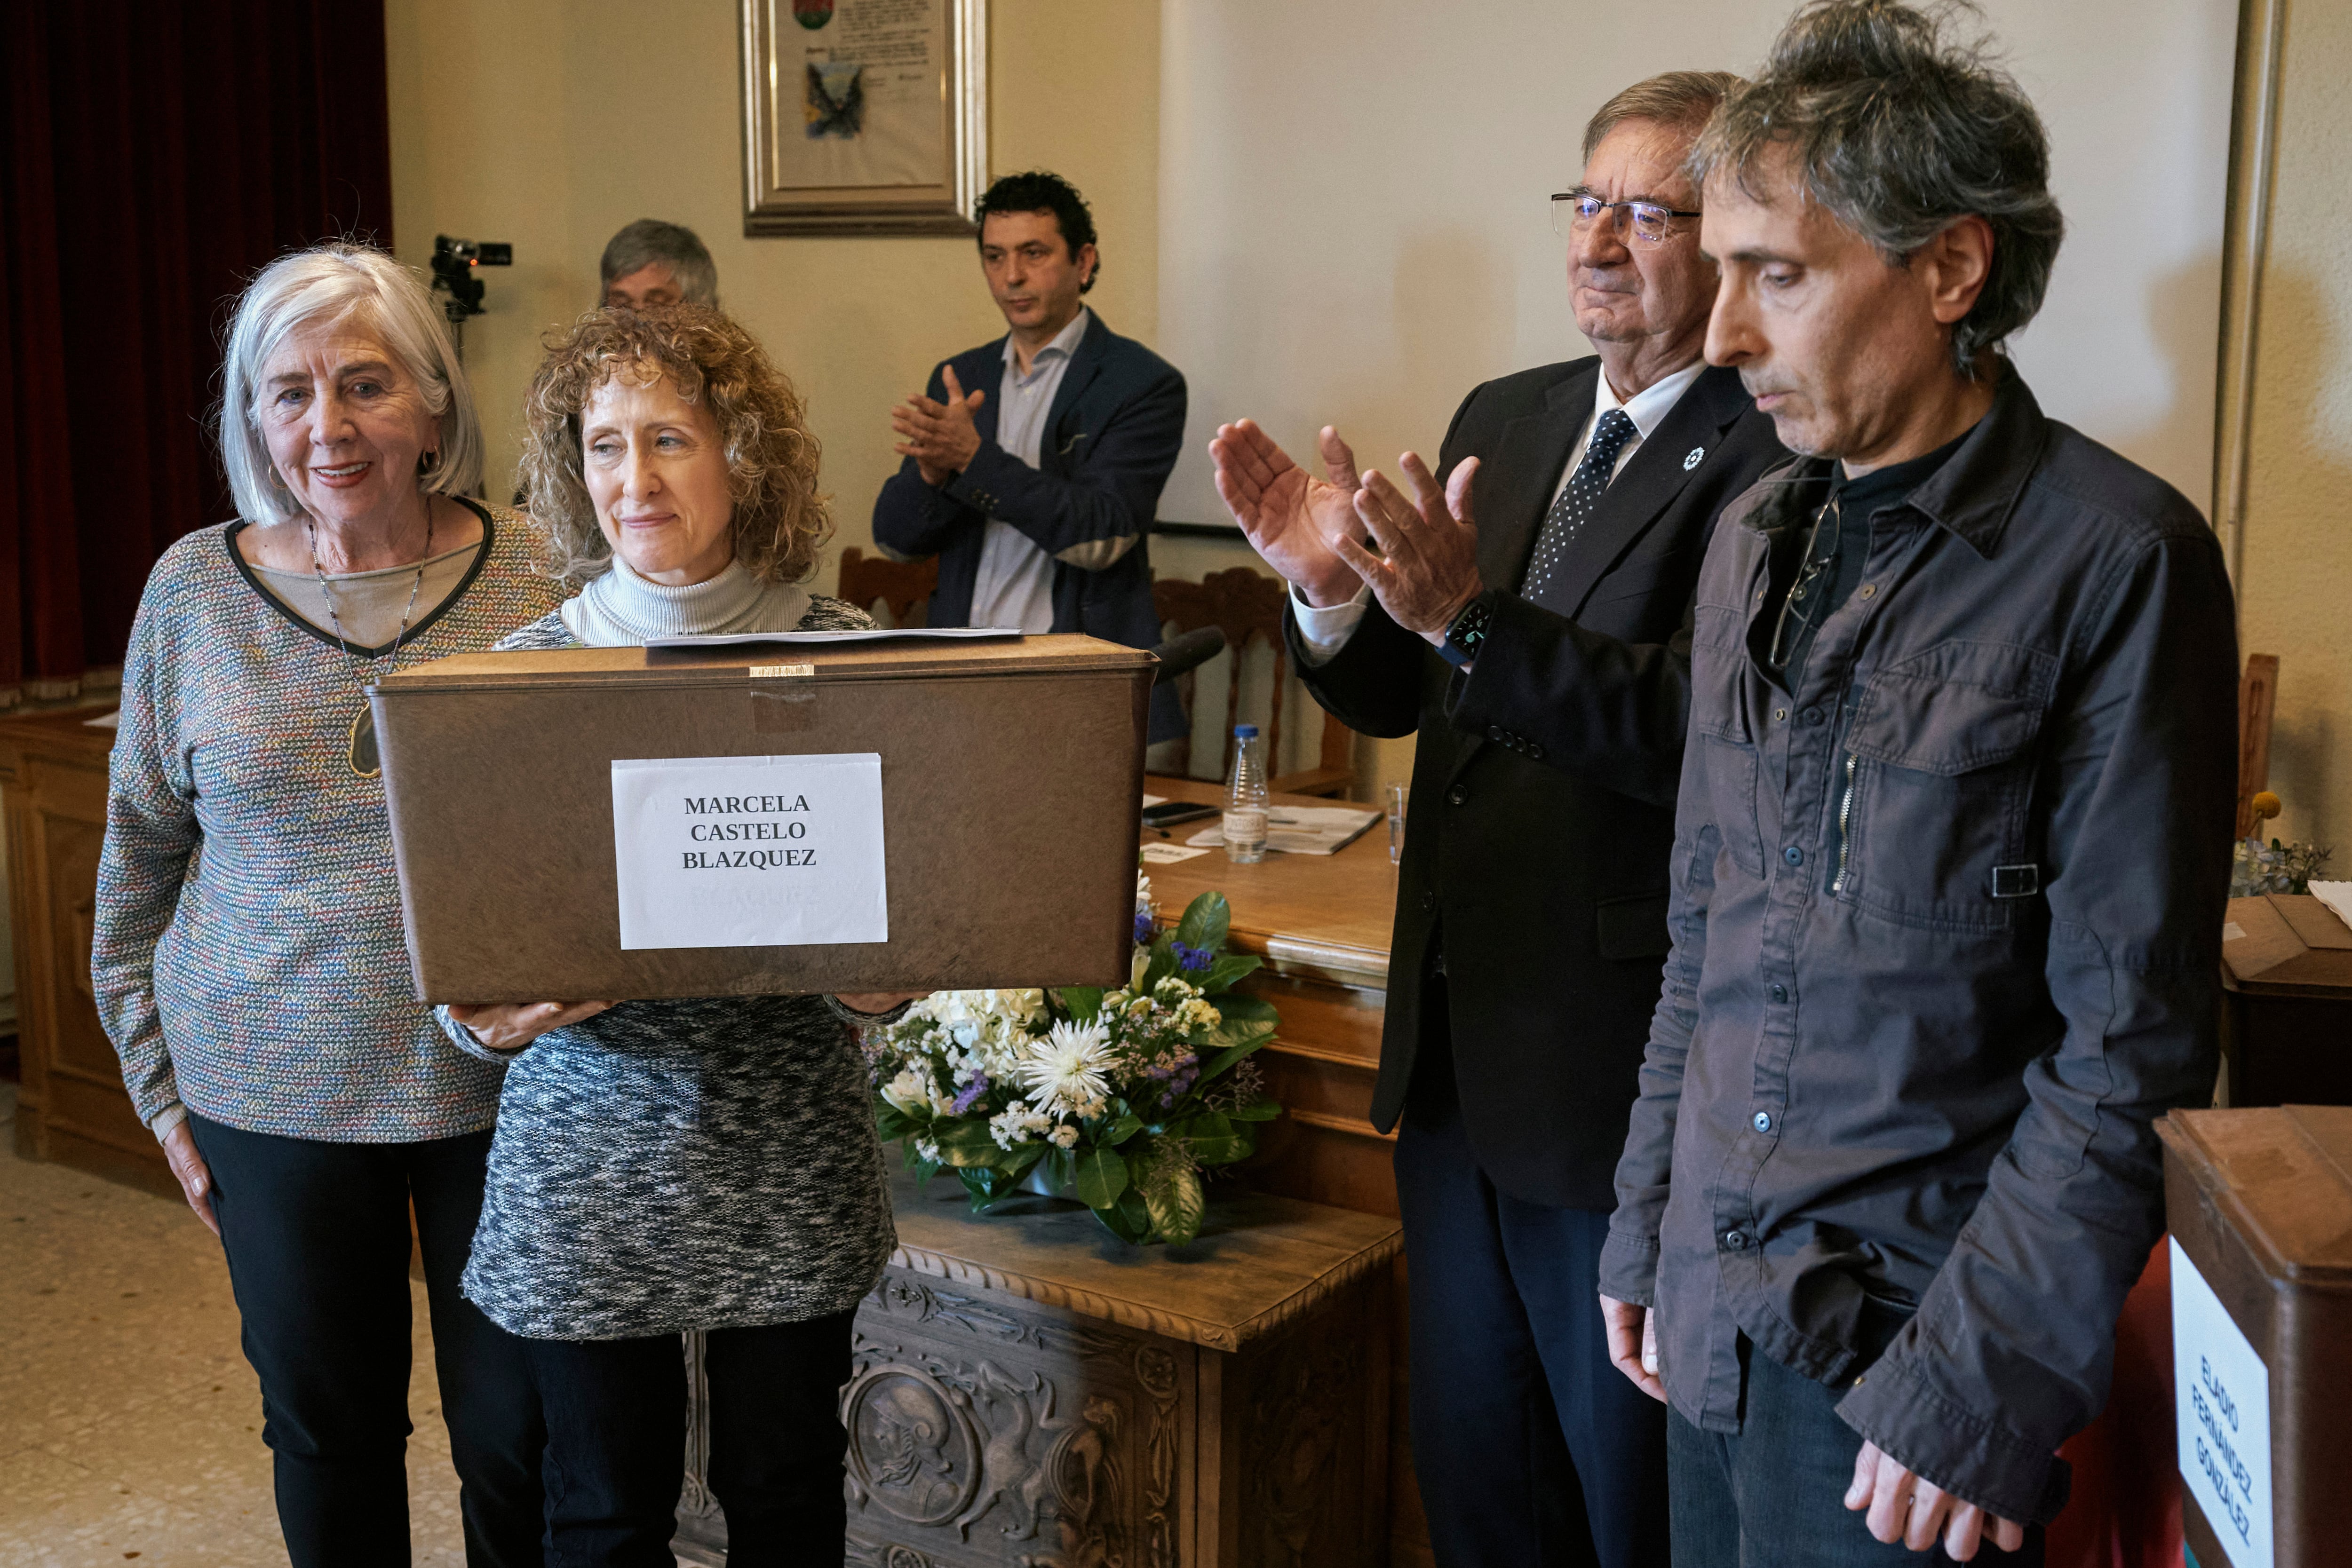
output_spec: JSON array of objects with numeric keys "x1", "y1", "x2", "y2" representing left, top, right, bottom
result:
[
  {"x1": 1213, "y1": 73, "x2": 1784, "y2": 1568},
  {"x1": 874, "y1": 171, "x2": 1188, "y2": 740}
]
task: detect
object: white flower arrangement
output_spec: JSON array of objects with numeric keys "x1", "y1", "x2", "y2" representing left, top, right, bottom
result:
[{"x1": 865, "y1": 887, "x2": 1281, "y2": 1245}]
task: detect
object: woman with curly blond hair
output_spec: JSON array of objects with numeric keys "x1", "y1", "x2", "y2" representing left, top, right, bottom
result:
[{"x1": 437, "y1": 305, "x2": 914, "y2": 1567}]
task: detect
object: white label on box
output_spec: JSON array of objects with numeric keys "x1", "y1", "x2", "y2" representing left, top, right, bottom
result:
[
  {"x1": 611, "y1": 753, "x2": 887, "y2": 951},
  {"x1": 2171, "y1": 1235, "x2": 2272, "y2": 1568}
]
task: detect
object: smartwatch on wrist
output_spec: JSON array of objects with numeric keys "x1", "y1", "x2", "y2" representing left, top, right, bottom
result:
[{"x1": 1437, "y1": 594, "x2": 1493, "y2": 670}]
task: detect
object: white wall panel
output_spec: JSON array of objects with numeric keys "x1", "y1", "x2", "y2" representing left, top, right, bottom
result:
[{"x1": 1156, "y1": 0, "x2": 2237, "y2": 524}]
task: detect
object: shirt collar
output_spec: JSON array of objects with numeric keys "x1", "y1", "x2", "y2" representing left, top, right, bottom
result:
[
  {"x1": 1003, "y1": 306, "x2": 1092, "y2": 379},
  {"x1": 1598, "y1": 359, "x2": 1707, "y2": 441},
  {"x1": 1740, "y1": 366, "x2": 2048, "y2": 559},
  {"x1": 1887, "y1": 366, "x2": 2047, "y2": 558}
]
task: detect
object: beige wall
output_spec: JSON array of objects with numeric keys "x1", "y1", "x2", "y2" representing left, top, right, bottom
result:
[
  {"x1": 2235, "y1": 0, "x2": 2352, "y2": 849},
  {"x1": 384, "y1": 0, "x2": 1162, "y2": 596},
  {"x1": 386, "y1": 0, "x2": 2352, "y2": 836}
]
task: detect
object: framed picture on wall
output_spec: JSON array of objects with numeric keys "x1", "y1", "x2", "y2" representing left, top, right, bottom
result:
[{"x1": 739, "y1": 0, "x2": 988, "y2": 236}]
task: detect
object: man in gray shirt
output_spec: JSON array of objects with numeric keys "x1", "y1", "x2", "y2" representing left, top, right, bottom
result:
[
  {"x1": 1597, "y1": 4, "x2": 2237, "y2": 1561},
  {"x1": 874, "y1": 171, "x2": 1188, "y2": 740}
]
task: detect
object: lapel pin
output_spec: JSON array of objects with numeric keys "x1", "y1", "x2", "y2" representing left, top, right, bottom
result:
[{"x1": 1684, "y1": 447, "x2": 1705, "y2": 471}]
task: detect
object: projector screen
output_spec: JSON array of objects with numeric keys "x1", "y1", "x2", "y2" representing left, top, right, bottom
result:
[{"x1": 1156, "y1": 0, "x2": 2237, "y2": 528}]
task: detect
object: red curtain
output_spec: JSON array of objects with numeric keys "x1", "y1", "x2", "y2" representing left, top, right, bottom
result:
[{"x1": 0, "y1": 0, "x2": 394, "y2": 705}]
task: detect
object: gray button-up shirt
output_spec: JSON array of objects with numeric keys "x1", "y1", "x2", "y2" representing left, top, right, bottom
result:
[
  {"x1": 1598, "y1": 371, "x2": 2238, "y2": 1523},
  {"x1": 969, "y1": 307, "x2": 1090, "y2": 633}
]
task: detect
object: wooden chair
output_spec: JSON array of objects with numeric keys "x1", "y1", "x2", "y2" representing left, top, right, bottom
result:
[
  {"x1": 2237, "y1": 652, "x2": 2279, "y2": 838},
  {"x1": 1152, "y1": 567, "x2": 1355, "y2": 798},
  {"x1": 836, "y1": 547, "x2": 938, "y2": 628}
]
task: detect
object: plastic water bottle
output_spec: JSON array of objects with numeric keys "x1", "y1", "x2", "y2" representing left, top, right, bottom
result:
[{"x1": 1224, "y1": 724, "x2": 1269, "y2": 864}]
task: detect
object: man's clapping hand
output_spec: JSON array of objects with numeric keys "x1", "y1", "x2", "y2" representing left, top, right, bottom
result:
[
  {"x1": 1336, "y1": 451, "x2": 1484, "y2": 640},
  {"x1": 891, "y1": 364, "x2": 987, "y2": 486},
  {"x1": 1208, "y1": 420, "x2": 1368, "y2": 608}
]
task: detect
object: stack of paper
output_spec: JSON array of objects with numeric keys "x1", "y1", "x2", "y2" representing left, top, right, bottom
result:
[
  {"x1": 1187, "y1": 805, "x2": 1382, "y2": 856},
  {"x1": 2307, "y1": 880, "x2": 2352, "y2": 935}
]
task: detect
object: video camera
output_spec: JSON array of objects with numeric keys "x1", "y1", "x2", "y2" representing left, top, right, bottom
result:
[{"x1": 429, "y1": 236, "x2": 513, "y2": 325}]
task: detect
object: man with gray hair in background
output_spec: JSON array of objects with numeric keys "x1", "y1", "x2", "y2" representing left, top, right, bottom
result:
[
  {"x1": 599, "y1": 217, "x2": 717, "y2": 310},
  {"x1": 1597, "y1": 2, "x2": 2237, "y2": 1561}
]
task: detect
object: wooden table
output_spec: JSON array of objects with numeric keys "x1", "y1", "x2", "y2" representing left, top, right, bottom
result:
[
  {"x1": 1133, "y1": 776, "x2": 1423, "y2": 1560},
  {"x1": 0, "y1": 704, "x2": 169, "y2": 1195},
  {"x1": 1135, "y1": 776, "x2": 1398, "y2": 1217},
  {"x1": 675, "y1": 1172, "x2": 1402, "y2": 1568}
]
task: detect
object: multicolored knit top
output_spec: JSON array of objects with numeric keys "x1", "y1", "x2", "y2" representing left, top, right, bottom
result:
[{"x1": 93, "y1": 502, "x2": 567, "y2": 1143}]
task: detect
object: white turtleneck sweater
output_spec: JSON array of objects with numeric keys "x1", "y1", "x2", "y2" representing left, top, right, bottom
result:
[{"x1": 555, "y1": 552, "x2": 816, "y2": 646}]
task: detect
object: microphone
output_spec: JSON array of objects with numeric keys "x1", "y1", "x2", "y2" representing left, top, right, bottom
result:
[{"x1": 1149, "y1": 627, "x2": 1227, "y2": 686}]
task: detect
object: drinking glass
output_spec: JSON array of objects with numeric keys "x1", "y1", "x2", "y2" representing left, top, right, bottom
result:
[{"x1": 1386, "y1": 783, "x2": 1409, "y2": 865}]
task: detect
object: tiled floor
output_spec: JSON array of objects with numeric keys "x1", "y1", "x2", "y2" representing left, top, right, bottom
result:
[{"x1": 0, "y1": 1083, "x2": 470, "y2": 1567}]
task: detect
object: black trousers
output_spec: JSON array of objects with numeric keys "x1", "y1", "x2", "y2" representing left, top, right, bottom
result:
[
  {"x1": 188, "y1": 1111, "x2": 544, "y2": 1568},
  {"x1": 1669, "y1": 1334, "x2": 2045, "y2": 1567},
  {"x1": 1391, "y1": 1013, "x2": 1671, "y2": 1568},
  {"x1": 523, "y1": 1309, "x2": 859, "y2": 1568}
]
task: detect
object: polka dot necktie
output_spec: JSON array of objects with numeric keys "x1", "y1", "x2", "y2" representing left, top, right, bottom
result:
[{"x1": 1521, "y1": 407, "x2": 1637, "y2": 613}]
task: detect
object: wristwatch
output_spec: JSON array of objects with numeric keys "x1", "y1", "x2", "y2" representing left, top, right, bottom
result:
[{"x1": 1437, "y1": 594, "x2": 1493, "y2": 670}]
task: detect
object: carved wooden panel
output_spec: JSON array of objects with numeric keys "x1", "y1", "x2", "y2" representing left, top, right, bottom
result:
[{"x1": 677, "y1": 1259, "x2": 1389, "y2": 1568}]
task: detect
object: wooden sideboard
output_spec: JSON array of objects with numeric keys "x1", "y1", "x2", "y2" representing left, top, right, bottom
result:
[
  {"x1": 0, "y1": 705, "x2": 171, "y2": 1196},
  {"x1": 678, "y1": 1172, "x2": 1402, "y2": 1568}
]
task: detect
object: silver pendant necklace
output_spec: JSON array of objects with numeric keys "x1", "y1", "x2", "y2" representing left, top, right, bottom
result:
[{"x1": 307, "y1": 507, "x2": 435, "y2": 778}]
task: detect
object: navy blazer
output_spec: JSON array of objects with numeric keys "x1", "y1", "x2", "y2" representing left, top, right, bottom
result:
[
  {"x1": 1290, "y1": 359, "x2": 1787, "y2": 1208},
  {"x1": 872, "y1": 312, "x2": 1187, "y2": 741}
]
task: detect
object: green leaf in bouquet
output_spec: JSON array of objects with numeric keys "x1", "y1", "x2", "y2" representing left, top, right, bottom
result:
[
  {"x1": 1197, "y1": 1034, "x2": 1273, "y2": 1087},
  {"x1": 1001, "y1": 1143, "x2": 1046, "y2": 1182},
  {"x1": 932, "y1": 1117, "x2": 1009, "y2": 1169},
  {"x1": 1071, "y1": 1146, "x2": 1129, "y2": 1209},
  {"x1": 903, "y1": 1148, "x2": 942, "y2": 1187},
  {"x1": 1227, "y1": 1095, "x2": 1284, "y2": 1123},
  {"x1": 1053, "y1": 986, "x2": 1105, "y2": 1022},
  {"x1": 1101, "y1": 1113, "x2": 1144, "y2": 1147},
  {"x1": 1144, "y1": 1164, "x2": 1207, "y2": 1245},
  {"x1": 874, "y1": 1102, "x2": 924, "y2": 1141},
  {"x1": 1177, "y1": 891, "x2": 1232, "y2": 954},
  {"x1": 1168, "y1": 1110, "x2": 1250, "y2": 1165},
  {"x1": 1211, "y1": 994, "x2": 1280, "y2": 1028},
  {"x1": 1142, "y1": 933, "x2": 1180, "y2": 993},
  {"x1": 959, "y1": 1166, "x2": 1015, "y2": 1212},
  {"x1": 1093, "y1": 1186, "x2": 1155, "y2": 1244},
  {"x1": 1202, "y1": 953, "x2": 1262, "y2": 994}
]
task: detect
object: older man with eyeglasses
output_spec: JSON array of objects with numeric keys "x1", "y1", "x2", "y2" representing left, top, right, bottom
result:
[{"x1": 1211, "y1": 71, "x2": 1783, "y2": 1568}]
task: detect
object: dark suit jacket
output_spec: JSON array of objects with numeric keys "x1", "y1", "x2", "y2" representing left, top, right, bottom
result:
[
  {"x1": 1289, "y1": 358, "x2": 1784, "y2": 1208},
  {"x1": 872, "y1": 311, "x2": 1188, "y2": 740}
]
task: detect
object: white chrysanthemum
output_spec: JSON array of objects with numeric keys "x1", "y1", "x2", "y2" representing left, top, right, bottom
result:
[{"x1": 1015, "y1": 1020, "x2": 1114, "y2": 1115}]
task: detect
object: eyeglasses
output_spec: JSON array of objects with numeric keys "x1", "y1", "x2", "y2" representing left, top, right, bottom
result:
[
  {"x1": 1551, "y1": 192, "x2": 1702, "y2": 245},
  {"x1": 1768, "y1": 494, "x2": 1843, "y2": 672}
]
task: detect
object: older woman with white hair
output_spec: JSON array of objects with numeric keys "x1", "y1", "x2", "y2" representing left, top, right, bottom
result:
[{"x1": 91, "y1": 242, "x2": 562, "y2": 1567}]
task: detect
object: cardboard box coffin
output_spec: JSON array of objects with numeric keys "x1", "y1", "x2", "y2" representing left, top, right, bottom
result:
[
  {"x1": 2219, "y1": 895, "x2": 2352, "y2": 1108},
  {"x1": 370, "y1": 634, "x2": 1152, "y2": 1002},
  {"x1": 2158, "y1": 1105, "x2": 2352, "y2": 1568}
]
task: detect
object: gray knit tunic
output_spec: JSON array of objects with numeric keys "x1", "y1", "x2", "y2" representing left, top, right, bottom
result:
[
  {"x1": 445, "y1": 594, "x2": 895, "y2": 1340},
  {"x1": 96, "y1": 505, "x2": 565, "y2": 1142}
]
